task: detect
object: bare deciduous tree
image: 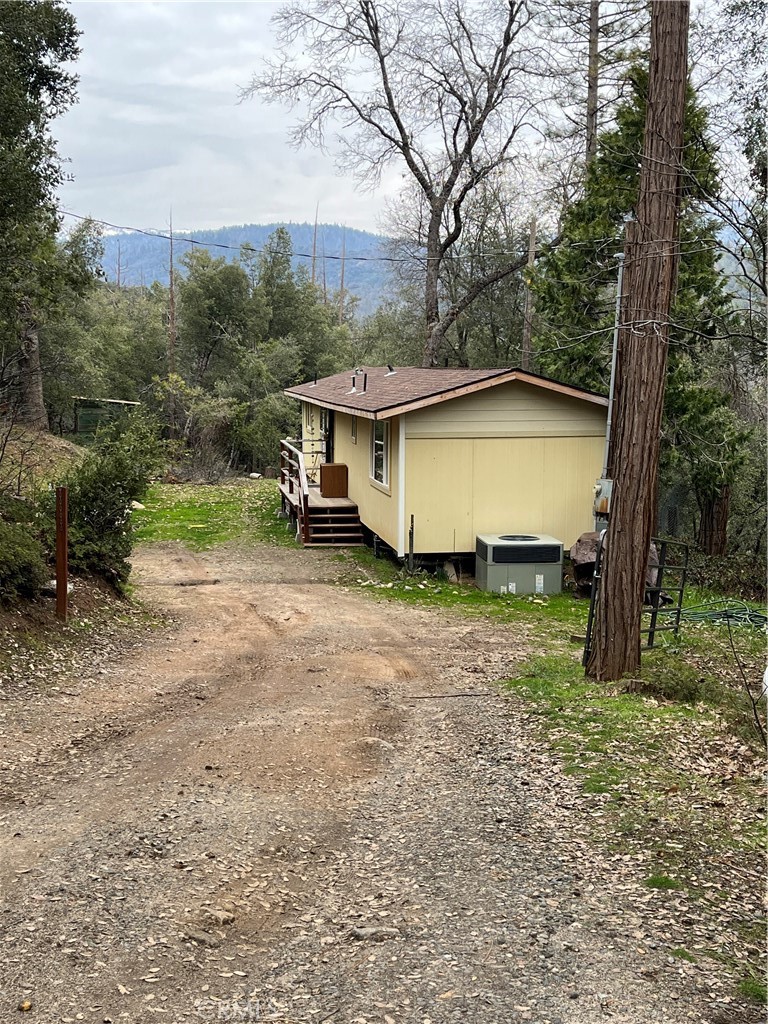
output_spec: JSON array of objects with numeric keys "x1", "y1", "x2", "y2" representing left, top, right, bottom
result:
[
  {"x1": 690, "y1": 0, "x2": 766, "y2": 358},
  {"x1": 243, "y1": 0, "x2": 556, "y2": 366}
]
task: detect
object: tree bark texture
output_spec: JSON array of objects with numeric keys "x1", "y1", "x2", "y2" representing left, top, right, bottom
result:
[
  {"x1": 423, "y1": 213, "x2": 445, "y2": 366},
  {"x1": 15, "y1": 303, "x2": 49, "y2": 430},
  {"x1": 697, "y1": 486, "x2": 730, "y2": 556},
  {"x1": 586, "y1": 0, "x2": 689, "y2": 681},
  {"x1": 521, "y1": 216, "x2": 537, "y2": 370},
  {"x1": 586, "y1": 1, "x2": 600, "y2": 163}
]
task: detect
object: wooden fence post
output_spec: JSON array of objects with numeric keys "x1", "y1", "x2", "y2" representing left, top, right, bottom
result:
[{"x1": 56, "y1": 486, "x2": 68, "y2": 623}]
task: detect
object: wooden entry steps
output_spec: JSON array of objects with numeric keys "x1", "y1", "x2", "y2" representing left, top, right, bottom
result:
[
  {"x1": 278, "y1": 470, "x2": 365, "y2": 548},
  {"x1": 305, "y1": 505, "x2": 365, "y2": 547}
]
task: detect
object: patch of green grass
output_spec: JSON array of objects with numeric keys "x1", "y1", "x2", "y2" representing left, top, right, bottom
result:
[
  {"x1": 503, "y1": 648, "x2": 766, "y2": 999},
  {"x1": 738, "y1": 975, "x2": 767, "y2": 1003},
  {"x1": 506, "y1": 653, "x2": 701, "y2": 793},
  {"x1": 134, "y1": 481, "x2": 298, "y2": 550},
  {"x1": 343, "y1": 544, "x2": 765, "y2": 746},
  {"x1": 645, "y1": 874, "x2": 683, "y2": 890},
  {"x1": 670, "y1": 948, "x2": 697, "y2": 963},
  {"x1": 338, "y1": 547, "x2": 589, "y2": 637}
]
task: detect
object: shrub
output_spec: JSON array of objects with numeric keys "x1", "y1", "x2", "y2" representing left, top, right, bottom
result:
[
  {"x1": 0, "y1": 520, "x2": 48, "y2": 603},
  {"x1": 0, "y1": 491, "x2": 37, "y2": 527},
  {"x1": 42, "y1": 412, "x2": 166, "y2": 591},
  {"x1": 628, "y1": 661, "x2": 711, "y2": 704},
  {"x1": 687, "y1": 550, "x2": 766, "y2": 602}
]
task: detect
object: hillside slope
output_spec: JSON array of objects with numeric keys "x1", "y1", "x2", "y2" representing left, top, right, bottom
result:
[{"x1": 1, "y1": 429, "x2": 84, "y2": 495}]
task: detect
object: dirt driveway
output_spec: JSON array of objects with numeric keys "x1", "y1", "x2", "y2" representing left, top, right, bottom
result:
[{"x1": 0, "y1": 540, "x2": 742, "y2": 1023}]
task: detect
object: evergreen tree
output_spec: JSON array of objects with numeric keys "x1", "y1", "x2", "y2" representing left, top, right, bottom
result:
[
  {"x1": 177, "y1": 249, "x2": 252, "y2": 385},
  {"x1": 533, "y1": 65, "x2": 725, "y2": 388},
  {"x1": 532, "y1": 66, "x2": 746, "y2": 553},
  {"x1": 163, "y1": 228, "x2": 352, "y2": 473},
  {"x1": 0, "y1": 0, "x2": 80, "y2": 426},
  {"x1": 41, "y1": 277, "x2": 167, "y2": 433}
]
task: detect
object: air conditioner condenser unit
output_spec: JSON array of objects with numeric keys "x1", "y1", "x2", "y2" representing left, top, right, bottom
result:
[{"x1": 475, "y1": 533, "x2": 563, "y2": 595}]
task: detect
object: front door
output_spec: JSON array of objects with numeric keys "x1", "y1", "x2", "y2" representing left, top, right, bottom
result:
[{"x1": 321, "y1": 409, "x2": 335, "y2": 463}]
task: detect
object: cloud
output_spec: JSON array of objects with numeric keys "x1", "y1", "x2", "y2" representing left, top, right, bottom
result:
[{"x1": 56, "y1": 1, "x2": 400, "y2": 233}]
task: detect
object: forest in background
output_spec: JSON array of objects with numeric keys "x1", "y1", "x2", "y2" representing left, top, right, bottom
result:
[{"x1": 0, "y1": 0, "x2": 765, "y2": 593}]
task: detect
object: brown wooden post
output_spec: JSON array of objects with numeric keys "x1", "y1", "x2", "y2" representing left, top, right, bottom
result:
[
  {"x1": 302, "y1": 493, "x2": 311, "y2": 545},
  {"x1": 55, "y1": 486, "x2": 68, "y2": 623}
]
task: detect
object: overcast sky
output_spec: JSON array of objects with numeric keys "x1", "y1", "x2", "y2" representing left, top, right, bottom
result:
[{"x1": 56, "y1": 1, "x2": 400, "y2": 234}]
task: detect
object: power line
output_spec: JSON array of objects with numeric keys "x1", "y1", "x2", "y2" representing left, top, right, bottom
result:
[
  {"x1": 57, "y1": 209, "x2": 536, "y2": 266},
  {"x1": 59, "y1": 207, "x2": 730, "y2": 280}
]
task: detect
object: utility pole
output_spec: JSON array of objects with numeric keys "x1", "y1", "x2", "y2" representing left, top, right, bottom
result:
[
  {"x1": 338, "y1": 228, "x2": 346, "y2": 326},
  {"x1": 521, "y1": 216, "x2": 536, "y2": 370},
  {"x1": 321, "y1": 232, "x2": 328, "y2": 305},
  {"x1": 586, "y1": 0, "x2": 690, "y2": 681},
  {"x1": 311, "y1": 203, "x2": 319, "y2": 286},
  {"x1": 586, "y1": 1, "x2": 600, "y2": 163},
  {"x1": 603, "y1": 213, "x2": 634, "y2": 479},
  {"x1": 167, "y1": 209, "x2": 177, "y2": 437}
]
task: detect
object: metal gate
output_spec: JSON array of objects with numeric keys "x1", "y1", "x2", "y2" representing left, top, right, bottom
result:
[{"x1": 583, "y1": 535, "x2": 689, "y2": 666}]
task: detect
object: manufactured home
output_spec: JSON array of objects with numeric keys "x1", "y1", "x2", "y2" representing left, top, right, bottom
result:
[{"x1": 280, "y1": 366, "x2": 607, "y2": 558}]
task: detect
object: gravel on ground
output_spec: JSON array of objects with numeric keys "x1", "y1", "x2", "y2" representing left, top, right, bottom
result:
[{"x1": 0, "y1": 540, "x2": 761, "y2": 1024}]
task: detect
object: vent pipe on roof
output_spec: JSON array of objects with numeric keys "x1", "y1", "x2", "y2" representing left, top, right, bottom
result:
[
  {"x1": 385, "y1": 364, "x2": 396, "y2": 375},
  {"x1": 347, "y1": 375, "x2": 357, "y2": 395},
  {"x1": 362, "y1": 373, "x2": 367, "y2": 393}
]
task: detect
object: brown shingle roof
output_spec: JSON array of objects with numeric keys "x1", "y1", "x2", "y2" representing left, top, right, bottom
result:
[{"x1": 285, "y1": 366, "x2": 607, "y2": 419}]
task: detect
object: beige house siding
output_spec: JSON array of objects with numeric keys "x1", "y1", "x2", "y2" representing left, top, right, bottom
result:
[
  {"x1": 301, "y1": 382, "x2": 605, "y2": 557},
  {"x1": 405, "y1": 435, "x2": 604, "y2": 553},
  {"x1": 405, "y1": 380, "x2": 606, "y2": 439},
  {"x1": 333, "y1": 411, "x2": 401, "y2": 552}
]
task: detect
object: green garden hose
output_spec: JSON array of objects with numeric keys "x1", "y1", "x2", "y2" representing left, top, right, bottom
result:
[{"x1": 677, "y1": 600, "x2": 767, "y2": 629}]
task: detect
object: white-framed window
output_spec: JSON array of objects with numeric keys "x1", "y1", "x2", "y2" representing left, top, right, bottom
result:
[
  {"x1": 351, "y1": 416, "x2": 357, "y2": 444},
  {"x1": 370, "y1": 420, "x2": 389, "y2": 486}
]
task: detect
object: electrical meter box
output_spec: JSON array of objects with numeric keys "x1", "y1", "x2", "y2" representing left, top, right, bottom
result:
[{"x1": 593, "y1": 478, "x2": 613, "y2": 517}]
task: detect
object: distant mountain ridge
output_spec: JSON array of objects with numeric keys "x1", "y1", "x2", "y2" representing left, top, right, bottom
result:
[{"x1": 101, "y1": 222, "x2": 394, "y2": 317}]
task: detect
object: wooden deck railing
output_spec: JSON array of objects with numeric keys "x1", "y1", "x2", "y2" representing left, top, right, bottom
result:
[
  {"x1": 298, "y1": 436, "x2": 325, "y2": 482},
  {"x1": 279, "y1": 439, "x2": 311, "y2": 544}
]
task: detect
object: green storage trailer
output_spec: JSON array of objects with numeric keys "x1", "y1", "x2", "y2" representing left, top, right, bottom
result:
[{"x1": 73, "y1": 397, "x2": 140, "y2": 436}]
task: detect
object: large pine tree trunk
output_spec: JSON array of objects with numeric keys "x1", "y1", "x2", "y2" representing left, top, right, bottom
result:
[
  {"x1": 697, "y1": 486, "x2": 730, "y2": 556},
  {"x1": 15, "y1": 304, "x2": 49, "y2": 430},
  {"x1": 586, "y1": 1, "x2": 689, "y2": 681}
]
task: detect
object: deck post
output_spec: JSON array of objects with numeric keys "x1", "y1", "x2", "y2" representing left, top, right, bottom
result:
[{"x1": 301, "y1": 494, "x2": 311, "y2": 545}]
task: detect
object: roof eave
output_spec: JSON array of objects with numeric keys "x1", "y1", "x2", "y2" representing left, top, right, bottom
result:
[
  {"x1": 284, "y1": 369, "x2": 608, "y2": 418},
  {"x1": 283, "y1": 390, "x2": 380, "y2": 419}
]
